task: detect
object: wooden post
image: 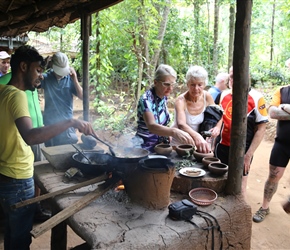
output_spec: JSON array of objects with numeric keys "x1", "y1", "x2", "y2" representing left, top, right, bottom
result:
[
  {"x1": 225, "y1": 0, "x2": 252, "y2": 195},
  {"x1": 81, "y1": 12, "x2": 91, "y2": 122}
]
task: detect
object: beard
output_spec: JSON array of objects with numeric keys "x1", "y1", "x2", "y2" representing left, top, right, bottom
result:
[{"x1": 23, "y1": 72, "x2": 35, "y2": 92}]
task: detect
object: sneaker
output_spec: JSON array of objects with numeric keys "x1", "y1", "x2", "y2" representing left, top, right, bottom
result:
[{"x1": 252, "y1": 207, "x2": 270, "y2": 223}]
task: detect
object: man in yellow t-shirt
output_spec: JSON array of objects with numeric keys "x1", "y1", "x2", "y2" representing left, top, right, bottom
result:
[
  {"x1": 0, "y1": 85, "x2": 34, "y2": 178},
  {"x1": 0, "y1": 45, "x2": 99, "y2": 250}
]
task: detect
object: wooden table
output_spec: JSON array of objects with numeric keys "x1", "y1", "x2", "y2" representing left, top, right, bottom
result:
[{"x1": 33, "y1": 159, "x2": 252, "y2": 250}]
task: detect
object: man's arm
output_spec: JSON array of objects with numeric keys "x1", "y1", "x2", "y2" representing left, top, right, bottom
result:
[
  {"x1": 244, "y1": 122, "x2": 267, "y2": 173},
  {"x1": 269, "y1": 105, "x2": 290, "y2": 120},
  {"x1": 70, "y1": 67, "x2": 83, "y2": 100},
  {"x1": 15, "y1": 116, "x2": 96, "y2": 145}
]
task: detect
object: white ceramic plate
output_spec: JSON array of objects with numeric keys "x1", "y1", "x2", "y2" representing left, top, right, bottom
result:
[
  {"x1": 179, "y1": 167, "x2": 206, "y2": 178},
  {"x1": 148, "y1": 155, "x2": 167, "y2": 159}
]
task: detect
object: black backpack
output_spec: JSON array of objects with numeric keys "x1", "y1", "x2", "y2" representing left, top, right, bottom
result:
[{"x1": 199, "y1": 105, "x2": 223, "y2": 135}]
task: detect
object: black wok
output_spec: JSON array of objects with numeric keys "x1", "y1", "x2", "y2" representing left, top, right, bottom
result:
[
  {"x1": 71, "y1": 152, "x2": 114, "y2": 176},
  {"x1": 71, "y1": 148, "x2": 149, "y2": 177}
]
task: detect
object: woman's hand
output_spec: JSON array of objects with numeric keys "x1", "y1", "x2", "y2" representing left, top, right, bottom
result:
[
  {"x1": 192, "y1": 133, "x2": 211, "y2": 153},
  {"x1": 209, "y1": 126, "x2": 220, "y2": 138},
  {"x1": 172, "y1": 128, "x2": 194, "y2": 145},
  {"x1": 244, "y1": 153, "x2": 252, "y2": 175}
]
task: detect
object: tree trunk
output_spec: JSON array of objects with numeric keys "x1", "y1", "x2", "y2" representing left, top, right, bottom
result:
[
  {"x1": 270, "y1": 0, "x2": 276, "y2": 64},
  {"x1": 95, "y1": 13, "x2": 101, "y2": 86},
  {"x1": 206, "y1": 0, "x2": 210, "y2": 66},
  {"x1": 60, "y1": 33, "x2": 63, "y2": 52},
  {"x1": 212, "y1": 0, "x2": 219, "y2": 77},
  {"x1": 137, "y1": 56, "x2": 143, "y2": 106},
  {"x1": 139, "y1": 0, "x2": 149, "y2": 81},
  {"x1": 228, "y1": 3, "x2": 235, "y2": 70},
  {"x1": 81, "y1": 13, "x2": 91, "y2": 122},
  {"x1": 193, "y1": 0, "x2": 201, "y2": 64},
  {"x1": 225, "y1": 0, "x2": 252, "y2": 195},
  {"x1": 137, "y1": 0, "x2": 146, "y2": 102},
  {"x1": 149, "y1": 0, "x2": 171, "y2": 82}
]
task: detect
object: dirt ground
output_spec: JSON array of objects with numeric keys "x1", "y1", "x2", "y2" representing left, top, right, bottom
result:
[{"x1": 1, "y1": 97, "x2": 290, "y2": 249}]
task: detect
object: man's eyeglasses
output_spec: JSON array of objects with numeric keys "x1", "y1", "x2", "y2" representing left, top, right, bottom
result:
[{"x1": 159, "y1": 81, "x2": 178, "y2": 88}]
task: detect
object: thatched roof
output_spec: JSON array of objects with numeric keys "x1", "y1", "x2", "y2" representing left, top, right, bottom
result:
[{"x1": 0, "y1": 0, "x2": 123, "y2": 37}]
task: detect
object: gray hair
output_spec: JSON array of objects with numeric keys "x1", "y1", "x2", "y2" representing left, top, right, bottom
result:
[
  {"x1": 186, "y1": 65, "x2": 208, "y2": 85},
  {"x1": 154, "y1": 64, "x2": 177, "y2": 81},
  {"x1": 215, "y1": 72, "x2": 229, "y2": 83}
]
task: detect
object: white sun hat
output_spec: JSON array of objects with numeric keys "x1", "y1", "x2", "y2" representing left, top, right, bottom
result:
[{"x1": 52, "y1": 52, "x2": 70, "y2": 77}]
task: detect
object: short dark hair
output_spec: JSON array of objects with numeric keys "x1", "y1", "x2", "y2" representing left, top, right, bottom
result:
[{"x1": 10, "y1": 45, "x2": 45, "y2": 73}]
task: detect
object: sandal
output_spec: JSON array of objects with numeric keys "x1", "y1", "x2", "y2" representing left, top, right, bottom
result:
[{"x1": 252, "y1": 207, "x2": 270, "y2": 223}]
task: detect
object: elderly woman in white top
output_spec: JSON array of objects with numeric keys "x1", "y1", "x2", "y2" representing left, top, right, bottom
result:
[{"x1": 171, "y1": 65, "x2": 222, "y2": 153}]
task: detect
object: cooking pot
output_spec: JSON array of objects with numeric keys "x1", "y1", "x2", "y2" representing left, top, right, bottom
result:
[
  {"x1": 71, "y1": 152, "x2": 114, "y2": 176},
  {"x1": 71, "y1": 147, "x2": 149, "y2": 177},
  {"x1": 111, "y1": 147, "x2": 149, "y2": 177}
]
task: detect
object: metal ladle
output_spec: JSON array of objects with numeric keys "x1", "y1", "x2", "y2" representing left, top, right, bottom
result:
[
  {"x1": 90, "y1": 134, "x2": 116, "y2": 157},
  {"x1": 71, "y1": 144, "x2": 93, "y2": 164}
]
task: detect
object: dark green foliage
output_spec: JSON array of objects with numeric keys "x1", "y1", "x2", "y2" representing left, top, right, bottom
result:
[{"x1": 251, "y1": 64, "x2": 290, "y2": 87}]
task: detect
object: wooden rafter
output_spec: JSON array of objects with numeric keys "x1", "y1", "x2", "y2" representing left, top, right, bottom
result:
[{"x1": 0, "y1": 0, "x2": 123, "y2": 37}]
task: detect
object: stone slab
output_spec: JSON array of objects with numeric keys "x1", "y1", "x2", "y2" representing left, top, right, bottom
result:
[
  {"x1": 34, "y1": 163, "x2": 252, "y2": 250},
  {"x1": 41, "y1": 144, "x2": 104, "y2": 170}
]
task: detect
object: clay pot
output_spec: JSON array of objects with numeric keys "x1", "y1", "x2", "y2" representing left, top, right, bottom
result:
[
  {"x1": 208, "y1": 162, "x2": 228, "y2": 176},
  {"x1": 125, "y1": 158, "x2": 175, "y2": 209},
  {"x1": 175, "y1": 144, "x2": 194, "y2": 157},
  {"x1": 202, "y1": 157, "x2": 221, "y2": 168},
  {"x1": 193, "y1": 150, "x2": 214, "y2": 162},
  {"x1": 154, "y1": 144, "x2": 172, "y2": 156}
]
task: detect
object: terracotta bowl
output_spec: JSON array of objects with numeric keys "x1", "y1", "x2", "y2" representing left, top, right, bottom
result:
[
  {"x1": 208, "y1": 162, "x2": 228, "y2": 176},
  {"x1": 175, "y1": 144, "x2": 194, "y2": 157},
  {"x1": 202, "y1": 157, "x2": 221, "y2": 168},
  {"x1": 154, "y1": 144, "x2": 172, "y2": 156},
  {"x1": 193, "y1": 150, "x2": 214, "y2": 162},
  {"x1": 189, "y1": 187, "x2": 218, "y2": 206}
]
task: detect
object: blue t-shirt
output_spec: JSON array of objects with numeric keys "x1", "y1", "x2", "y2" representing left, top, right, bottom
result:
[
  {"x1": 208, "y1": 86, "x2": 221, "y2": 102},
  {"x1": 41, "y1": 70, "x2": 77, "y2": 124},
  {"x1": 41, "y1": 70, "x2": 78, "y2": 146}
]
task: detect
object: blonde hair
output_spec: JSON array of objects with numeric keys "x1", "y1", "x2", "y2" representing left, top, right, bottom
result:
[{"x1": 154, "y1": 64, "x2": 177, "y2": 81}]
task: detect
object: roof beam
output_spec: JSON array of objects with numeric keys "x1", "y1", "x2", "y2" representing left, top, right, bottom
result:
[
  {"x1": 0, "y1": 0, "x2": 123, "y2": 36},
  {"x1": 0, "y1": 1, "x2": 58, "y2": 24},
  {"x1": 0, "y1": 7, "x2": 76, "y2": 35}
]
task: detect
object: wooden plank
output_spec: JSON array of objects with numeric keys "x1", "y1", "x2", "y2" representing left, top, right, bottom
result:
[
  {"x1": 30, "y1": 177, "x2": 120, "y2": 238},
  {"x1": 11, "y1": 173, "x2": 108, "y2": 209}
]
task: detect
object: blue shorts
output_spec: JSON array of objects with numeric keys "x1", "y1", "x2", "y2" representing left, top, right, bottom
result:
[
  {"x1": 0, "y1": 175, "x2": 36, "y2": 250},
  {"x1": 270, "y1": 140, "x2": 290, "y2": 167}
]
